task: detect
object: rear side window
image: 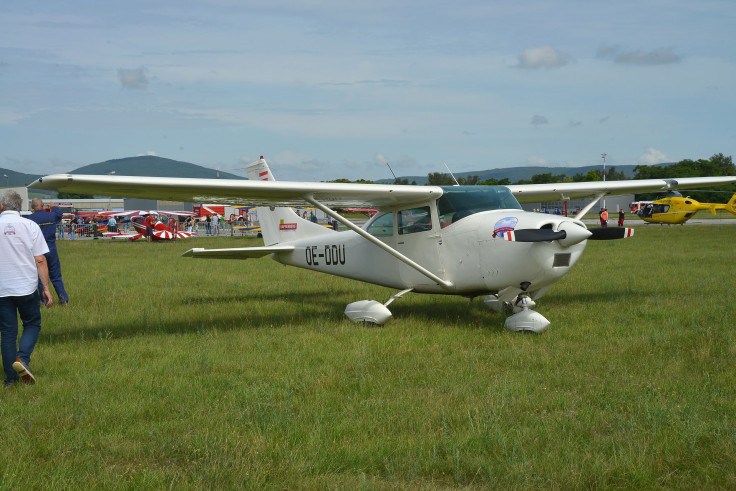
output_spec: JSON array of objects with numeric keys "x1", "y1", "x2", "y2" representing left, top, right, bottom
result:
[{"x1": 398, "y1": 206, "x2": 432, "y2": 235}]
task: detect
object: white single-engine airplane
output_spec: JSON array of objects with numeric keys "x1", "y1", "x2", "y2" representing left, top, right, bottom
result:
[{"x1": 29, "y1": 158, "x2": 736, "y2": 332}]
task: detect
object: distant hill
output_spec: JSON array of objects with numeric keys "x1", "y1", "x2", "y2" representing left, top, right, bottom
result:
[
  {"x1": 70, "y1": 156, "x2": 244, "y2": 180},
  {"x1": 3, "y1": 156, "x2": 244, "y2": 198},
  {"x1": 0, "y1": 167, "x2": 43, "y2": 187}
]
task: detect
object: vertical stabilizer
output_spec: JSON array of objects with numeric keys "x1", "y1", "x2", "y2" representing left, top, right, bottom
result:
[{"x1": 246, "y1": 157, "x2": 333, "y2": 246}]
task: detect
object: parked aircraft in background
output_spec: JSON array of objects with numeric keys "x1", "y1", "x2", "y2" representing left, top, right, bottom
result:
[
  {"x1": 29, "y1": 159, "x2": 736, "y2": 332},
  {"x1": 99, "y1": 210, "x2": 197, "y2": 240},
  {"x1": 635, "y1": 191, "x2": 736, "y2": 224}
]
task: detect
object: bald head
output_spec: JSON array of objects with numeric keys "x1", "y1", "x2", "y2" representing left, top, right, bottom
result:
[{"x1": 31, "y1": 198, "x2": 44, "y2": 211}]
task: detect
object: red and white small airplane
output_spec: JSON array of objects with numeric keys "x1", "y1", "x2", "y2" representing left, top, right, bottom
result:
[
  {"x1": 99, "y1": 210, "x2": 197, "y2": 241},
  {"x1": 29, "y1": 158, "x2": 736, "y2": 332}
]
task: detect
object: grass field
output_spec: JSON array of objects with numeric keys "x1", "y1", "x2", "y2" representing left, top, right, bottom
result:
[{"x1": 2, "y1": 226, "x2": 735, "y2": 488}]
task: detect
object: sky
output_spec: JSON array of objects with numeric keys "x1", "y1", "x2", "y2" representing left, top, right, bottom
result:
[{"x1": 1, "y1": 0, "x2": 735, "y2": 182}]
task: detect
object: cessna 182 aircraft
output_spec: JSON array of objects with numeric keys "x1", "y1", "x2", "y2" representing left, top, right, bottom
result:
[
  {"x1": 636, "y1": 191, "x2": 736, "y2": 224},
  {"x1": 29, "y1": 159, "x2": 736, "y2": 332}
]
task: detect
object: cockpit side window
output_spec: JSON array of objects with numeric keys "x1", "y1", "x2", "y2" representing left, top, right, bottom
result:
[
  {"x1": 365, "y1": 212, "x2": 394, "y2": 237},
  {"x1": 398, "y1": 206, "x2": 432, "y2": 235}
]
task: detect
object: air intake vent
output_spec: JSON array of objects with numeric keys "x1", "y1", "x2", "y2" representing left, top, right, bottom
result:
[{"x1": 553, "y1": 253, "x2": 571, "y2": 267}]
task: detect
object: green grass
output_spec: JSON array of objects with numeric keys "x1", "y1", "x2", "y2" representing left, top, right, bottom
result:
[{"x1": 2, "y1": 226, "x2": 735, "y2": 488}]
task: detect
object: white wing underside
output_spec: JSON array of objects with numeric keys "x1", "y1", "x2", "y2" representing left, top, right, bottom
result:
[{"x1": 29, "y1": 174, "x2": 736, "y2": 208}]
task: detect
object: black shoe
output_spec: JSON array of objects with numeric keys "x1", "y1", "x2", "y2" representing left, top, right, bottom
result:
[{"x1": 12, "y1": 358, "x2": 36, "y2": 384}]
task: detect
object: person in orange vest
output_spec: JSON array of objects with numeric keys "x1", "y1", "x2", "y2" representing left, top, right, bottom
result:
[{"x1": 601, "y1": 208, "x2": 609, "y2": 227}]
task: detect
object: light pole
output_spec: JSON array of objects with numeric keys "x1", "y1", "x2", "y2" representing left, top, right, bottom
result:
[
  {"x1": 3, "y1": 174, "x2": 8, "y2": 188},
  {"x1": 601, "y1": 153, "x2": 607, "y2": 209}
]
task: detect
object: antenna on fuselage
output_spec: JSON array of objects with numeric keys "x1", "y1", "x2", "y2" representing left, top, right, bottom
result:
[
  {"x1": 443, "y1": 162, "x2": 460, "y2": 186},
  {"x1": 386, "y1": 162, "x2": 397, "y2": 182}
]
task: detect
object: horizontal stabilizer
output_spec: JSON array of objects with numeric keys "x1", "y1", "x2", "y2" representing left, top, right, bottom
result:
[{"x1": 182, "y1": 245, "x2": 295, "y2": 259}]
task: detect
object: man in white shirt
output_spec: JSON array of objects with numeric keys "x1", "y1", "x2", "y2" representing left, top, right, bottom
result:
[{"x1": 0, "y1": 191, "x2": 53, "y2": 386}]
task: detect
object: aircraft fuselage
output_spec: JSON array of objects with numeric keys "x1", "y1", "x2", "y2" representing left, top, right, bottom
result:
[{"x1": 269, "y1": 209, "x2": 587, "y2": 297}]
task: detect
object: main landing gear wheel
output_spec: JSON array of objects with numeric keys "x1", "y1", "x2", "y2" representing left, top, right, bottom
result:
[{"x1": 344, "y1": 289, "x2": 414, "y2": 325}]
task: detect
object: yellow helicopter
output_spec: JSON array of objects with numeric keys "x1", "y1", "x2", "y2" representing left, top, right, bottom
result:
[{"x1": 636, "y1": 191, "x2": 736, "y2": 224}]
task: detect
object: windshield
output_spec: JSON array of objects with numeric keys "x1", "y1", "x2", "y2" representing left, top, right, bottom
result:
[{"x1": 437, "y1": 186, "x2": 521, "y2": 226}]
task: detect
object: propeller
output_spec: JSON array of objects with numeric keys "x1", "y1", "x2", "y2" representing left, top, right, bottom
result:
[
  {"x1": 496, "y1": 225, "x2": 633, "y2": 243},
  {"x1": 496, "y1": 229, "x2": 566, "y2": 242},
  {"x1": 588, "y1": 227, "x2": 634, "y2": 240}
]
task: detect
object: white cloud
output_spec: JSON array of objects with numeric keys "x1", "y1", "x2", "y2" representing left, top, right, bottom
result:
[
  {"x1": 516, "y1": 46, "x2": 567, "y2": 69},
  {"x1": 0, "y1": 108, "x2": 26, "y2": 125},
  {"x1": 596, "y1": 44, "x2": 681, "y2": 65},
  {"x1": 374, "y1": 153, "x2": 389, "y2": 165},
  {"x1": 638, "y1": 147, "x2": 669, "y2": 164},
  {"x1": 118, "y1": 67, "x2": 149, "y2": 90}
]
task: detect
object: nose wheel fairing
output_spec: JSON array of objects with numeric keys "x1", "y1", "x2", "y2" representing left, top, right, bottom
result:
[{"x1": 484, "y1": 287, "x2": 551, "y2": 333}]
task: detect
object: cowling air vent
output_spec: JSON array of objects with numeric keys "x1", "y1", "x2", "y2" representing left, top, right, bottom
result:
[{"x1": 553, "y1": 253, "x2": 571, "y2": 267}]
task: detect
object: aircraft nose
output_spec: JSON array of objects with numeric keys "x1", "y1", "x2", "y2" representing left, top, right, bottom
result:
[{"x1": 555, "y1": 221, "x2": 592, "y2": 247}]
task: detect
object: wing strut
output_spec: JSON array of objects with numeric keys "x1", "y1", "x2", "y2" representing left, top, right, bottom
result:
[
  {"x1": 305, "y1": 196, "x2": 454, "y2": 289},
  {"x1": 574, "y1": 192, "x2": 606, "y2": 220}
]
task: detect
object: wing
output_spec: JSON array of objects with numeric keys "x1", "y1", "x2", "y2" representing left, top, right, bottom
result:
[
  {"x1": 29, "y1": 174, "x2": 442, "y2": 209},
  {"x1": 506, "y1": 177, "x2": 736, "y2": 203},
  {"x1": 29, "y1": 174, "x2": 736, "y2": 208},
  {"x1": 102, "y1": 232, "x2": 142, "y2": 240}
]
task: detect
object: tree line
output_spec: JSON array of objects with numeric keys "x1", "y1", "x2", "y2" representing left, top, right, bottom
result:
[{"x1": 328, "y1": 153, "x2": 735, "y2": 201}]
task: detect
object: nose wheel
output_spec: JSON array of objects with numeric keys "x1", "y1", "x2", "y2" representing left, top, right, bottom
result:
[
  {"x1": 504, "y1": 294, "x2": 550, "y2": 333},
  {"x1": 484, "y1": 283, "x2": 551, "y2": 333}
]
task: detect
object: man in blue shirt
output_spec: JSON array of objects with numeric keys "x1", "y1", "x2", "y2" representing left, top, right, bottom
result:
[{"x1": 28, "y1": 198, "x2": 69, "y2": 305}]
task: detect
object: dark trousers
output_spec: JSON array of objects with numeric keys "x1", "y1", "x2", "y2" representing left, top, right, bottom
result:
[
  {"x1": 0, "y1": 291, "x2": 42, "y2": 385},
  {"x1": 37, "y1": 244, "x2": 69, "y2": 303}
]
